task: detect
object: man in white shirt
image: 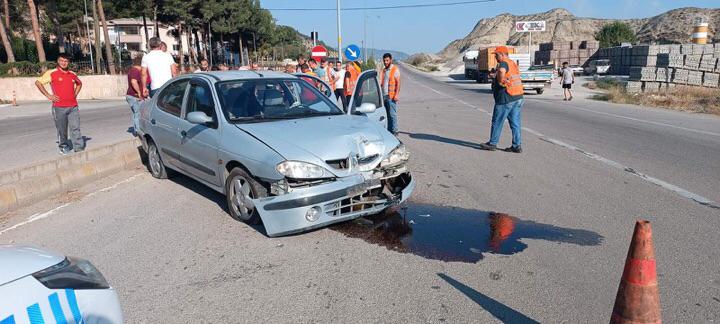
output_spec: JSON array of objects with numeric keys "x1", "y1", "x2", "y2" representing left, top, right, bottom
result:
[
  {"x1": 560, "y1": 61, "x2": 575, "y2": 101},
  {"x1": 141, "y1": 37, "x2": 178, "y2": 97},
  {"x1": 329, "y1": 61, "x2": 346, "y2": 109}
]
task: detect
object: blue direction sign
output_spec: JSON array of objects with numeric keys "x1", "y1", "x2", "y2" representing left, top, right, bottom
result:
[{"x1": 344, "y1": 44, "x2": 361, "y2": 61}]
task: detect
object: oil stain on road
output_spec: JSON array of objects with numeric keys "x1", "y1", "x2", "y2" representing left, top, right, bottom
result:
[{"x1": 331, "y1": 203, "x2": 603, "y2": 263}]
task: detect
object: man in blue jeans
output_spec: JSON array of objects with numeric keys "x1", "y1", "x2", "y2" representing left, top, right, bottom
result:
[
  {"x1": 380, "y1": 53, "x2": 400, "y2": 135},
  {"x1": 478, "y1": 46, "x2": 524, "y2": 153}
]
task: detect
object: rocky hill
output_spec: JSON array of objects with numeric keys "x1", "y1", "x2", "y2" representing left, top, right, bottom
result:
[{"x1": 440, "y1": 7, "x2": 720, "y2": 59}]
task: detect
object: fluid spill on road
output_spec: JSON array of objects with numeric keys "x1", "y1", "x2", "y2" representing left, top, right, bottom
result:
[{"x1": 331, "y1": 203, "x2": 603, "y2": 263}]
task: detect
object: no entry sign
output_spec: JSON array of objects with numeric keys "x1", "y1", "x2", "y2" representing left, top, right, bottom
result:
[{"x1": 311, "y1": 45, "x2": 328, "y2": 60}]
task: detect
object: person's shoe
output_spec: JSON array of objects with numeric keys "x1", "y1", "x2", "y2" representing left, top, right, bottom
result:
[
  {"x1": 569, "y1": 96, "x2": 573, "y2": 101},
  {"x1": 563, "y1": 98, "x2": 568, "y2": 101},
  {"x1": 478, "y1": 142, "x2": 497, "y2": 151},
  {"x1": 59, "y1": 147, "x2": 71, "y2": 155},
  {"x1": 504, "y1": 146, "x2": 522, "y2": 153}
]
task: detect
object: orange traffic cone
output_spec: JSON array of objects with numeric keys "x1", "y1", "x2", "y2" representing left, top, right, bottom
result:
[{"x1": 610, "y1": 220, "x2": 661, "y2": 324}]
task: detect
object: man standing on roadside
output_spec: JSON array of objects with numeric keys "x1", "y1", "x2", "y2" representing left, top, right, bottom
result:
[
  {"x1": 126, "y1": 55, "x2": 145, "y2": 136},
  {"x1": 330, "y1": 61, "x2": 346, "y2": 109},
  {"x1": 34, "y1": 53, "x2": 84, "y2": 155},
  {"x1": 344, "y1": 61, "x2": 359, "y2": 108},
  {"x1": 478, "y1": 46, "x2": 524, "y2": 153},
  {"x1": 142, "y1": 37, "x2": 178, "y2": 98},
  {"x1": 560, "y1": 61, "x2": 574, "y2": 101},
  {"x1": 380, "y1": 53, "x2": 400, "y2": 135},
  {"x1": 195, "y1": 59, "x2": 210, "y2": 72}
]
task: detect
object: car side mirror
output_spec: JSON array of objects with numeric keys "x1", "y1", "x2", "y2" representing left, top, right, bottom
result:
[
  {"x1": 187, "y1": 111, "x2": 213, "y2": 125},
  {"x1": 356, "y1": 103, "x2": 377, "y2": 114}
]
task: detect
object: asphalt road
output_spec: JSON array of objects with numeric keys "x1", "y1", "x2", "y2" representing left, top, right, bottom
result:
[
  {"x1": 0, "y1": 99, "x2": 134, "y2": 172},
  {"x1": 1, "y1": 67, "x2": 719, "y2": 323}
]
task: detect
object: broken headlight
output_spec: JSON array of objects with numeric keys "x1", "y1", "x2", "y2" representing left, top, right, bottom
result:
[
  {"x1": 32, "y1": 257, "x2": 110, "y2": 289},
  {"x1": 380, "y1": 144, "x2": 409, "y2": 168},
  {"x1": 276, "y1": 161, "x2": 335, "y2": 179}
]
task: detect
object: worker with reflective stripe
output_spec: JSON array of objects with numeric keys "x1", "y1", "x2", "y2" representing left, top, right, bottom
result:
[
  {"x1": 479, "y1": 46, "x2": 524, "y2": 153},
  {"x1": 344, "y1": 61, "x2": 360, "y2": 110},
  {"x1": 380, "y1": 53, "x2": 401, "y2": 135}
]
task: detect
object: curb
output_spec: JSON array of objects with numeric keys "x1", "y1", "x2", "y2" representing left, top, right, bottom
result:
[{"x1": 0, "y1": 138, "x2": 144, "y2": 215}]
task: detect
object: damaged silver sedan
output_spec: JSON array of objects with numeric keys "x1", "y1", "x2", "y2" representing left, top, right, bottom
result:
[{"x1": 137, "y1": 70, "x2": 415, "y2": 237}]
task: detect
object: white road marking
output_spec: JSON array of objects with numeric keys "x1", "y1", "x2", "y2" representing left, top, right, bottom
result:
[
  {"x1": 568, "y1": 106, "x2": 720, "y2": 138},
  {"x1": 406, "y1": 71, "x2": 720, "y2": 209},
  {"x1": 0, "y1": 173, "x2": 143, "y2": 236}
]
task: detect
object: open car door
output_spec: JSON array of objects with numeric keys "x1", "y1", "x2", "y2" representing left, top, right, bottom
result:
[
  {"x1": 293, "y1": 73, "x2": 340, "y2": 108},
  {"x1": 347, "y1": 70, "x2": 388, "y2": 129}
]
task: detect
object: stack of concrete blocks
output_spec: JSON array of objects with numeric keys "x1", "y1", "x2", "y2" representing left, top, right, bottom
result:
[
  {"x1": 534, "y1": 40, "x2": 599, "y2": 67},
  {"x1": 605, "y1": 43, "x2": 720, "y2": 93}
]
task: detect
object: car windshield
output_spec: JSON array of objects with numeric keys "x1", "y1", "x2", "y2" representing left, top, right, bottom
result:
[{"x1": 216, "y1": 79, "x2": 343, "y2": 122}]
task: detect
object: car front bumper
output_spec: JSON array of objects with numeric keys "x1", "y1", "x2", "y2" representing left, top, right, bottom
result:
[{"x1": 252, "y1": 171, "x2": 415, "y2": 237}]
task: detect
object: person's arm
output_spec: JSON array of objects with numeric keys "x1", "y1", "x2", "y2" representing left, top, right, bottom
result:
[
  {"x1": 35, "y1": 70, "x2": 59, "y2": 102},
  {"x1": 497, "y1": 66, "x2": 507, "y2": 86},
  {"x1": 392, "y1": 72, "x2": 400, "y2": 102},
  {"x1": 344, "y1": 72, "x2": 351, "y2": 94},
  {"x1": 131, "y1": 79, "x2": 143, "y2": 100},
  {"x1": 171, "y1": 64, "x2": 178, "y2": 77},
  {"x1": 73, "y1": 74, "x2": 82, "y2": 98},
  {"x1": 141, "y1": 67, "x2": 150, "y2": 97}
]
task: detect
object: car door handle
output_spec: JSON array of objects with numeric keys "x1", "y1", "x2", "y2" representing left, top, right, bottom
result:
[
  {"x1": 180, "y1": 130, "x2": 187, "y2": 137},
  {"x1": 150, "y1": 119, "x2": 156, "y2": 125}
]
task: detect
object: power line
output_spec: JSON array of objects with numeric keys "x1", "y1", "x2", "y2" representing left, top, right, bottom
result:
[{"x1": 266, "y1": 0, "x2": 496, "y2": 11}]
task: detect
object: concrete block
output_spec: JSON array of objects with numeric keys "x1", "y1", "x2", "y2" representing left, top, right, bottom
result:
[
  {"x1": 656, "y1": 54, "x2": 684, "y2": 68},
  {"x1": 629, "y1": 67, "x2": 657, "y2": 81},
  {"x1": 671, "y1": 68, "x2": 689, "y2": 84},
  {"x1": 55, "y1": 153, "x2": 88, "y2": 170},
  {"x1": 0, "y1": 171, "x2": 20, "y2": 187},
  {"x1": 656, "y1": 68, "x2": 669, "y2": 82},
  {"x1": 642, "y1": 81, "x2": 660, "y2": 92},
  {"x1": 13, "y1": 175, "x2": 62, "y2": 206},
  {"x1": 684, "y1": 55, "x2": 702, "y2": 69},
  {"x1": 93, "y1": 155, "x2": 128, "y2": 178},
  {"x1": 57, "y1": 163, "x2": 98, "y2": 189},
  {"x1": 702, "y1": 72, "x2": 719, "y2": 88},
  {"x1": 699, "y1": 56, "x2": 717, "y2": 72},
  {"x1": 687, "y1": 70, "x2": 704, "y2": 86},
  {"x1": 625, "y1": 81, "x2": 643, "y2": 93},
  {"x1": 17, "y1": 161, "x2": 59, "y2": 182},
  {"x1": 0, "y1": 187, "x2": 17, "y2": 214},
  {"x1": 631, "y1": 55, "x2": 657, "y2": 67}
]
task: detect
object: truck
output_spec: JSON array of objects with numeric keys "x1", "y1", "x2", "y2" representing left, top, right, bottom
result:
[{"x1": 464, "y1": 47, "x2": 553, "y2": 94}]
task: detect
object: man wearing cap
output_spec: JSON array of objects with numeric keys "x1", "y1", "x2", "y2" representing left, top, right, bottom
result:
[{"x1": 478, "y1": 46, "x2": 524, "y2": 153}]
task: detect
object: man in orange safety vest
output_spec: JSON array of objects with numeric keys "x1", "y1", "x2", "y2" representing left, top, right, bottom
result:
[
  {"x1": 478, "y1": 45, "x2": 524, "y2": 153},
  {"x1": 380, "y1": 53, "x2": 400, "y2": 135}
]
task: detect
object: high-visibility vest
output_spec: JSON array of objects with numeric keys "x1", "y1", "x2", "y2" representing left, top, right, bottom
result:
[
  {"x1": 380, "y1": 64, "x2": 400, "y2": 100},
  {"x1": 344, "y1": 67, "x2": 359, "y2": 96},
  {"x1": 498, "y1": 57, "x2": 523, "y2": 96}
]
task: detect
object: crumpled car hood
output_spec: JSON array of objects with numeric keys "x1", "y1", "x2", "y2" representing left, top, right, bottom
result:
[{"x1": 236, "y1": 115, "x2": 396, "y2": 173}]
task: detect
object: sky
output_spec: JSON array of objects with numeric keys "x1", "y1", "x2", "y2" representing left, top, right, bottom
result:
[{"x1": 259, "y1": 0, "x2": 718, "y2": 55}]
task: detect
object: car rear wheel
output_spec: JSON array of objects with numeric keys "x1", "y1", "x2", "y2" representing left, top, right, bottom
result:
[
  {"x1": 225, "y1": 168, "x2": 267, "y2": 225},
  {"x1": 147, "y1": 141, "x2": 173, "y2": 179}
]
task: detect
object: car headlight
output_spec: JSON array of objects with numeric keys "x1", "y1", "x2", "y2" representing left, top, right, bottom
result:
[
  {"x1": 381, "y1": 144, "x2": 410, "y2": 167},
  {"x1": 276, "y1": 161, "x2": 334, "y2": 179},
  {"x1": 32, "y1": 257, "x2": 110, "y2": 289}
]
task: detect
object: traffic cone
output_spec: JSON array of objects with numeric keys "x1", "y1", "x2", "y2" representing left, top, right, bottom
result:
[{"x1": 610, "y1": 220, "x2": 661, "y2": 324}]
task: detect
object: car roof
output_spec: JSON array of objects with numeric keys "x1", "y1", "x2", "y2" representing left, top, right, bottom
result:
[
  {"x1": 0, "y1": 245, "x2": 64, "y2": 285},
  {"x1": 192, "y1": 70, "x2": 295, "y2": 82}
]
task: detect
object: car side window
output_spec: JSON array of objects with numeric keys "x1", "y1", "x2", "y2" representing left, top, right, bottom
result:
[
  {"x1": 157, "y1": 80, "x2": 189, "y2": 117},
  {"x1": 186, "y1": 82, "x2": 216, "y2": 123},
  {"x1": 353, "y1": 75, "x2": 382, "y2": 109}
]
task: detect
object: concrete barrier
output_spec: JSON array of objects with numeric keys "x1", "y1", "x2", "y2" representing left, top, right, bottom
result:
[
  {"x1": 0, "y1": 74, "x2": 127, "y2": 101},
  {"x1": 0, "y1": 138, "x2": 143, "y2": 214}
]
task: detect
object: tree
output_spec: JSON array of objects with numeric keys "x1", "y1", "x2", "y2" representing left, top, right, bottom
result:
[
  {"x1": 3, "y1": 0, "x2": 9, "y2": 29},
  {"x1": 96, "y1": 0, "x2": 115, "y2": 74},
  {"x1": 91, "y1": 0, "x2": 103, "y2": 72},
  {"x1": 0, "y1": 10, "x2": 14, "y2": 69},
  {"x1": 596, "y1": 22, "x2": 637, "y2": 48},
  {"x1": 27, "y1": 0, "x2": 46, "y2": 63}
]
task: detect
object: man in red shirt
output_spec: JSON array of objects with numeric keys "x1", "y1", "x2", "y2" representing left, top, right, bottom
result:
[{"x1": 34, "y1": 54, "x2": 84, "y2": 154}]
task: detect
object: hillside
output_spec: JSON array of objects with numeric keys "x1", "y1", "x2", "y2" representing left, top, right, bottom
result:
[{"x1": 440, "y1": 7, "x2": 720, "y2": 59}]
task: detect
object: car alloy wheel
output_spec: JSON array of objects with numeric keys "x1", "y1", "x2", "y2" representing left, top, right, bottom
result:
[
  {"x1": 147, "y1": 141, "x2": 172, "y2": 179},
  {"x1": 230, "y1": 176, "x2": 256, "y2": 220}
]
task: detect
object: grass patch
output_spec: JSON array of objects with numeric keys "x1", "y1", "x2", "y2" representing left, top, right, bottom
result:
[{"x1": 590, "y1": 82, "x2": 720, "y2": 115}]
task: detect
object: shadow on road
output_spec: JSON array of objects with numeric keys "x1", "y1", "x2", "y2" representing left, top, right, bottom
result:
[
  {"x1": 448, "y1": 73, "x2": 466, "y2": 80},
  {"x1": 438, "y1": 273, "x2": 540, "y2": 323},
  {"x1": 461, "y1": 88, "x2": 494, "y2": 94},
  {"x1": 398, "y1": 131, "x2": 483, "y2": 150}
]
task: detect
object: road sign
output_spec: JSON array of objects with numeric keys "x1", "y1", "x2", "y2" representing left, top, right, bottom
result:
[
  {"x1": 345, "y1": 44, "x2": 361, "y2": 61},
  {"x1": 515, "y1": 21, "x2": 546, "y2": 32},
  {"x1": 311, "y1": 45, "x2": 328, "y2": 60}
]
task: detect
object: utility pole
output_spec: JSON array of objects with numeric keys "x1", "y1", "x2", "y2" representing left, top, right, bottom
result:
[
  {"x1": 83, "y1": 0, "x2": 94, "y2": 72},
  {"x1": 336, "y1": 0, "x2": 342, "y2": 63},
  {"x1": 208, "y1": 21, "x2": 212, "y2": 66}
]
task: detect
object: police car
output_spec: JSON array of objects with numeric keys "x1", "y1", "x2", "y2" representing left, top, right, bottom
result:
[{"x1": 0, "y1": 245, "x2": 123, "y2": 323}]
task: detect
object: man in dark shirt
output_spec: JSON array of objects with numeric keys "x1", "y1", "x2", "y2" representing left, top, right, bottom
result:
[
  {"x1": 126, "y1": 55, "x2": 145, "y2": 136},
  {"x1": 479, "y1": 46, "x2": 524, "y2": 153}
]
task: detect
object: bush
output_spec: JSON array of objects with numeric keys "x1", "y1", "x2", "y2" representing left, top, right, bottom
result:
[{"x1": 0, "y1": 61, "x2": 57, "y2": 76}]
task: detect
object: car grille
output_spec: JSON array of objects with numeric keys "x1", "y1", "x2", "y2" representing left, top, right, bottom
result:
[{"x1": 323, "y1": 191, "x2": 386, "y2": 217}]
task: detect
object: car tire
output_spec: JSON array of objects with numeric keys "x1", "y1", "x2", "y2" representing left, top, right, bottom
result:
[
  {"x1": 536, "y1": 88, "x2": 544, "y2": 95},
  {"x1": 225, "y1": 167, "x2": 267, "y2": 225},
  {"x1": 147, "y1": 140, "x2": 174, "y2": 179}
]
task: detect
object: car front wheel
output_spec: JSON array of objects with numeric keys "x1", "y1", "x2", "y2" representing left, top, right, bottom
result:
[{"x1": 225, "y1": 168, "x2": 267, "y2": 225}]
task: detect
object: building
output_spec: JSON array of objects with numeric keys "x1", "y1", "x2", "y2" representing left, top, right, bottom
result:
[{"x1": 95, "y1": 18, "x2": 195, "y2": 58}]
